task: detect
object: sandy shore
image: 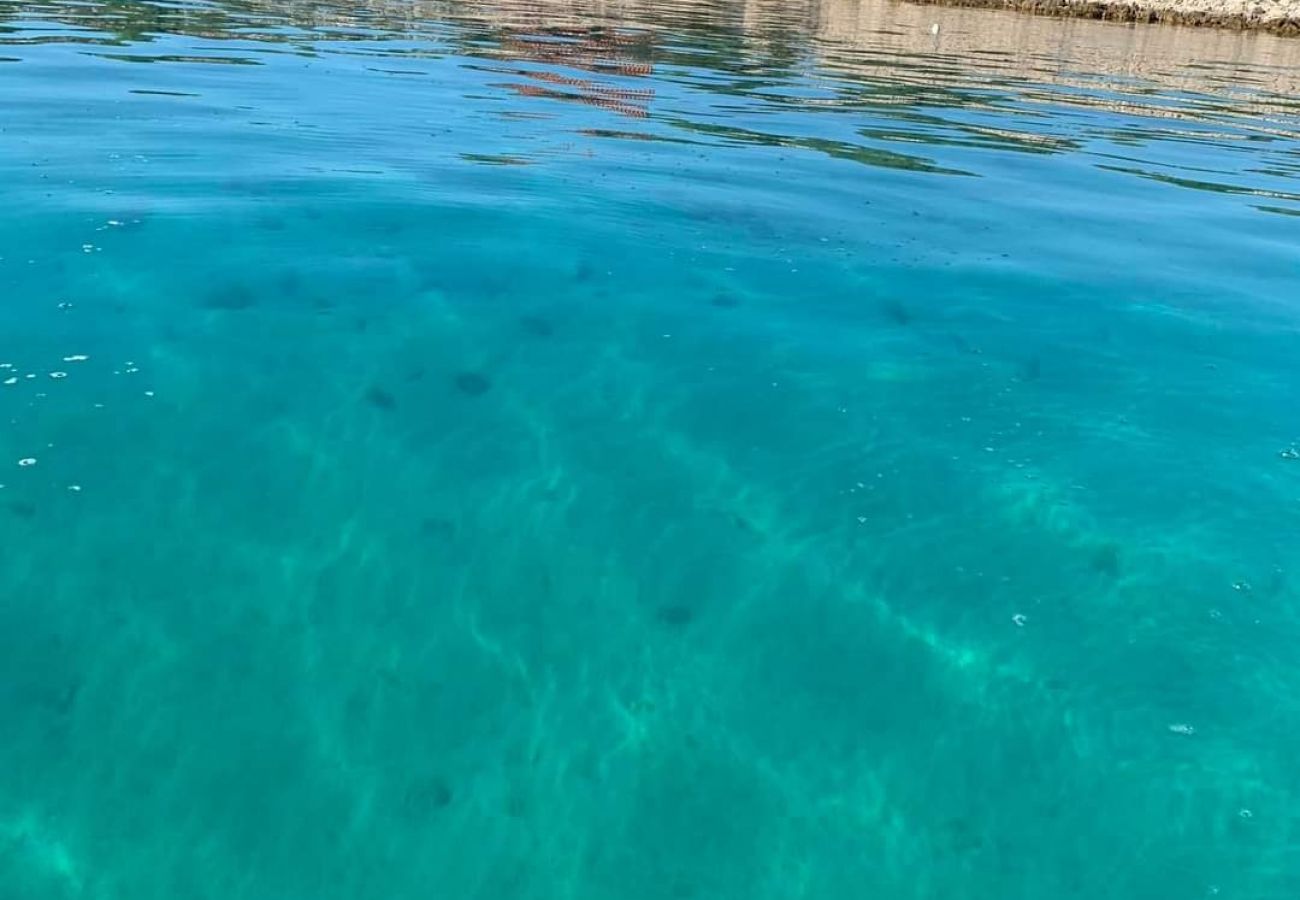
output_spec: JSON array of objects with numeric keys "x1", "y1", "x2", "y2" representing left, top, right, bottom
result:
[{"x1": 907, "y1": 0, "x2": 1300, "y2": 34}]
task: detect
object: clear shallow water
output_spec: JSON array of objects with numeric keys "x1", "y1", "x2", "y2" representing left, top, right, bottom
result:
[{"x1": 3, "y1": 0, "x2": 1300, "y2": 896}]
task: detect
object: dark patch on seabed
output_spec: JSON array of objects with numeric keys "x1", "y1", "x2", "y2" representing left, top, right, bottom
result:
[
  {"x1": 454, "y1": 371, "x2": 492, "y2": 396},
  {"x1": 365, "y1": 386, "x2": 397, "y2": 410},
  {"x1": 520, "y1": 315, "x2": 554, "y2": 337},
  {"x1": 655, "y1": 604, "x2": 696, "y2": 627},
  {"x1": 202, "y1": 283, "x2": 256, "y2": 310}
]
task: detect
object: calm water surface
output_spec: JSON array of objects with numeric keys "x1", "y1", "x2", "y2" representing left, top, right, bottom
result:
[{"x1": 3, "y1": 0, "x2": 1300, "y2": 896}]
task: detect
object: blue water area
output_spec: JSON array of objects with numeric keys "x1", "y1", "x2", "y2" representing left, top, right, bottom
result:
[{"x1": 2, "y1": 0, "x2": 1300, "y2": 895}]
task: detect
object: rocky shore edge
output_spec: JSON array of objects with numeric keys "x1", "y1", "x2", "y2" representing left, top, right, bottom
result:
[{"x1": 908, "y1": 0, "x2": 1300, "y2": 34}]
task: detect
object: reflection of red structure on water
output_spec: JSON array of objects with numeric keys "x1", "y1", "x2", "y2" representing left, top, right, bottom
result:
[{"x1": 491, "y1": 28, "x2": 654, "y2": 118}]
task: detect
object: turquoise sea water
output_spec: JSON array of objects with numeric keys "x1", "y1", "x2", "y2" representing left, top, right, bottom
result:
[{"x1": 3, "y1": 0, "x2": 1300, "y2": 896}]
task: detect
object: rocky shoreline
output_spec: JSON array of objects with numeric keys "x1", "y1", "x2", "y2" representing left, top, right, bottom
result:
[{"x1": 908, "y1": 0, "x2": 1300, "y2": 34}]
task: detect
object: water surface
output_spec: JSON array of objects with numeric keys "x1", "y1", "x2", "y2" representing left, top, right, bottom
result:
[{"x1": 3, "y1": 0, "x2": 1300, "y2": 897}]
